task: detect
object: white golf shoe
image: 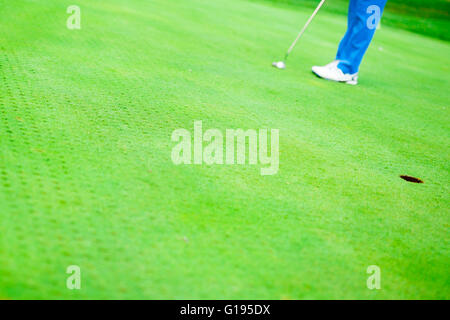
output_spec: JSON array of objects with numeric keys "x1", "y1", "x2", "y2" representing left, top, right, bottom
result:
[{"x1": 312, "y1": 60, "x2": 358, "y2": 85}]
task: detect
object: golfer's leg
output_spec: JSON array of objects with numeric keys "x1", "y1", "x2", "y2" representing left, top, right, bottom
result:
[
  {"x1": 336, "y1": 0, "x2": 387, "y2": 74},
  {"x1": 336, "y1": 0, "x2": 358, "y2": 61}
]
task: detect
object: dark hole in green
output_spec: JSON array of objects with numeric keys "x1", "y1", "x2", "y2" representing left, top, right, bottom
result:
[{"x1": 400, "y1": 175, "x2": 424, "y2": 183}]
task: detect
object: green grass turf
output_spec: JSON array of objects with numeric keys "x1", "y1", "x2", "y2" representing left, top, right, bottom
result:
[{"x1": 0, "y1": 0, "x2": 449, "y2": 299}]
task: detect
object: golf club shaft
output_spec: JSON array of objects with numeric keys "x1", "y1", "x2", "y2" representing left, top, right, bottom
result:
[{"x1": 285, "y1": 0, "x2": 326, "y2": 60}]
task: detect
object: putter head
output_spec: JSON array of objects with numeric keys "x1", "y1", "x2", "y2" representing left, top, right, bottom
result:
[{"x1": 272, "y1": 61, "x2": 286, "y2": 69}]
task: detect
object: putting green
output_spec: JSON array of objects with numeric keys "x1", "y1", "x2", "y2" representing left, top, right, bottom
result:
[{"x1": 0, "y1": 0, "x2": 449, "y2": 299}]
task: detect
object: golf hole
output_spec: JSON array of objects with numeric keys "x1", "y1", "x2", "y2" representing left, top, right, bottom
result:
[{"x1": 400, "y1": 175, "x2": 424, "y2": 184}]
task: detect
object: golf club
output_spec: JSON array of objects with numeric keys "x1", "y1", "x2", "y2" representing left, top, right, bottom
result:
[{"x1": 272, "y1": 0, "x2": 326, "y2": 69}]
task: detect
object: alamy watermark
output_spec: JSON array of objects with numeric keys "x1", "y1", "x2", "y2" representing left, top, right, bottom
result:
[
  {"x1": 67, "y1": 5, "x2": 81, "y2": 30},
  {"x1": 171, "y1": 121, "x2": 279, "y2": 175},
  {"x1": 66, "y1": 265, "x2": 81, "y2": 290},
  {"x1": 367, "y1": 5, "x2": 381, "y2": 30},
  {"x1": 366, "y1": 265, "x2": 381, "y2": 290}
]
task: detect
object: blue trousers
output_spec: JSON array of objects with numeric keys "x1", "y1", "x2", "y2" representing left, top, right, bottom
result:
[{"x1": 336, "y1": 0, "x2": 387, "y2": 74}]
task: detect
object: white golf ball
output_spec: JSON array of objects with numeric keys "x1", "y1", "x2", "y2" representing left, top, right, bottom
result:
[{"x1": 273, "y1": 61, "x2": 286, "y2": 69}]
